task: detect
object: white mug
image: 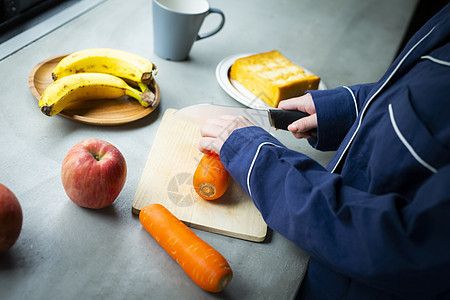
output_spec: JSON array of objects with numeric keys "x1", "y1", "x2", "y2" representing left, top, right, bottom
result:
[{"x1": 152, "y1": 0, "x2": 225, "y2": 61}]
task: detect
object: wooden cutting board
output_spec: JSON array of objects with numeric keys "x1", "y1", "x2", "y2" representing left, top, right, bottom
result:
[{"x1": 132, "y1": 109, "x2": 267, "y2": 242}]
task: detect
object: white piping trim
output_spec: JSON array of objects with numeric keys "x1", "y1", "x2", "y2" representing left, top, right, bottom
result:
[
  {"x1": 421, "y1": 55, "x2": 450, "y2": 66},
  {"x1": 247, "y1": 142, "x2": 283, "y2": 197},
  {"x1": 388, "y1": 104, "x2": 437, "y2": 174},
  {"x1": 343, "y1": 86, "x2": 359, "y2": 118},
  {"x1": 331, "y1": 25, "x2": 437, "y2": 173}
]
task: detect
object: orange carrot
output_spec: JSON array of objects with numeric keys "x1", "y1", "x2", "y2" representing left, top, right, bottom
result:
[
  {"x1": 193, "y1": 152, "x2": 229, "y2": 200},
  {"x1": 139, "y1": 203, "x2": 233, "y2": 292}
]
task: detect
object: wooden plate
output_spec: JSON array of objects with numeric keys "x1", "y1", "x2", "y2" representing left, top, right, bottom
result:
[{"x1": 28, "y1": 55, "x2": 160, "y2": 126}]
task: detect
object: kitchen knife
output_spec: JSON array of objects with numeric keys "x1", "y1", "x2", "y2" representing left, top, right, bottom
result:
[{"x1": 174, "y1": 104, "x2": 308, "y2": 130}]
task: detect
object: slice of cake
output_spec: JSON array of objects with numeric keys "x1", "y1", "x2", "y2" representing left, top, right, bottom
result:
[{"x1": 230, "y1": 50, "x2": 320, "y2": 107}]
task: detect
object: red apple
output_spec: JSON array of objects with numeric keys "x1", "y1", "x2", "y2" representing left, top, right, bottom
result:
[
  {"x1": 0, "y1": 183, "x2": 23, "y2": 253},
  {"x1": 61, "y1": 139, "x2": 127, "y2": 209}
]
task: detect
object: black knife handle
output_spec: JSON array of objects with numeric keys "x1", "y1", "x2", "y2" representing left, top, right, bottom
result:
[{"x1": 268, "y1": 109, "x2": 309, "y2": 130}]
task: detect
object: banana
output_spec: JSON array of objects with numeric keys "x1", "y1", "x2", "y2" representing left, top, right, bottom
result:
[
  {"x1": 51, "y1": 48, "x2": 158, "y2": 84},
  {"x1": 39, "y1": 73, "x2": 155, "y2": 116}
]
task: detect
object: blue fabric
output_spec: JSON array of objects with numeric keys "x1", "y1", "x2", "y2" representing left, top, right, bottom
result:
[
  {"x1": 307, "y1": 83, "x2": 377, "y2": 151},
  {"x1": 220, "y1": 5, "x2": 450, "y2": 299}
]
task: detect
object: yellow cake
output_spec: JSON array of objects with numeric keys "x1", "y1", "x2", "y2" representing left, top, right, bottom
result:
[{"x1": 230, "y1": 50, "x2": 320, "y2": 107}]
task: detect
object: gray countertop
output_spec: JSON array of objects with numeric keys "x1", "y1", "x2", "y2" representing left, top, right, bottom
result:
[{"x1": 0, "y1": 0, "x2": 417, "y2": 299}]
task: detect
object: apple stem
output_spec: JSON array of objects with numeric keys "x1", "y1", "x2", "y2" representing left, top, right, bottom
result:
[{"x1": 89, "y1": 151, "x2": 102, "y2": 161}]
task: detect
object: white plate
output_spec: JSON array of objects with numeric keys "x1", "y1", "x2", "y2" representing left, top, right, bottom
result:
[{"x1": 215, "y1": 53, "x2": 327, "y2": 109}]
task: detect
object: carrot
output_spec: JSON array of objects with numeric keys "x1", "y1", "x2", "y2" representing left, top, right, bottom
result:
[
  {"x1": 139, "y1": 203, "x2": 233, "y2": 292},
  {"x1": 193, "y1": 152, "x2": 230, "y2": 200}
]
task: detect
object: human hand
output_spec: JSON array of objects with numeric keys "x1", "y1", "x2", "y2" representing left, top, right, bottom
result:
[
  {"x1": 278, "y1": 93, "x2": 317, "y2": 139},
  {"x1": 198, "y1": 115, "x2": 255, "y2": 155}
]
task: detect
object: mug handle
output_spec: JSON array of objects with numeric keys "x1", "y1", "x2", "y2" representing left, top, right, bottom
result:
[{"x1": 196, "y1": 8, "x2": 225, "y2": 40}]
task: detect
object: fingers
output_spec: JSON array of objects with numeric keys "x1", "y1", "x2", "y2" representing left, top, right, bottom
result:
[
  {"x1": 277, "y1": 94, "x2": 318, "y2": 140},
  {"x1": 200, "y1": 115, "x2": 250, "y2": 140},
  {"x1": 278, "y1": 93, "x2": 316, "y2": 115},
  {"x1": 200, "y1": 121, "x2": 231, "y2": 141},
  {"x1": 198, "y1": 137, "x2": 223, "y2": 154},
  {"x1": 289, "y1": 114, "x2": 317, "y2": 133},
  {"x1": 198, "y1": 115, "x2": 254, "y2": 154},
  {"x1": 278, "y1": 97, "x2": 301, "y2": 110},
  {"x1": 289, "y1": 130, "x2": 317, "y2": 139},
  {"x1": 287, "y1": 114, "x2": 318, "y2": 139},
  {"x1": 198, "y1": 123, "x2": 227, "y2": 154}
]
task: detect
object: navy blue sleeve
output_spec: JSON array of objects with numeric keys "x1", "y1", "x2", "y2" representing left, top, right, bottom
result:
[
  {"x1": 220, "y1": 126, "x2": 450, "y2": 297},
  {"x1": 307, "y1": 83, "x2": 377, "y2": 151}
]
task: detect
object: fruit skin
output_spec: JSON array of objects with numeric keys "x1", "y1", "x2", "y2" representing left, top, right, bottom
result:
[
  {"x1": 39, "y1": 73, "x2": 155, "y2": 116},
  {"x1": 193, "y1": 152, "x2": 230, "y2": 200},
  {"x1": 52, "y1": 48, "x2": 157, "y2": 84},
  {"x1": 61, "y1": 139, "x2": 127, "y2": 209},
  {"x1": 0, "y1": 183, "x2": 23, "y2": 253},
  {"x1": 139, "y1": 203, "x2": 233, "y2": 292}
]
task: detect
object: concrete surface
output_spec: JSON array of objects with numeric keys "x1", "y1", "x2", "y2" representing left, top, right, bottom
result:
[{"x1": 0, "y1": 0, "x2": 417, "y2": 298}]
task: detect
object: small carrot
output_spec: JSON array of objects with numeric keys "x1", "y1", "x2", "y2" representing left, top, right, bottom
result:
[
  {"x1": 193, "y1": 152, "x2": 229, "y2": 200},
  {"x1": 139, "y1": 203, "x2": 233, "y2": 292}
]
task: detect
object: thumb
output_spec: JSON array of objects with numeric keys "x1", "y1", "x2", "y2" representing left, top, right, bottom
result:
[{"x1": 288, "y1": 114, "x2": 317, "y2": 133}]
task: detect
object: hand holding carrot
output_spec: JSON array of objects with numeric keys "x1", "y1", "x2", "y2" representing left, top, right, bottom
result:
[{"x1": 198, "y1": 115, "x2": 254, "y2": 155}]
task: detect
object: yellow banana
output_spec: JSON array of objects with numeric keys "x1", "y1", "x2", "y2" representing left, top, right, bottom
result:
[
  {"x1": 52, "y1": 48, "x2": 158, "y2": 84},
  {"x1": 39, "y1": 73, "x2": 155, "y2": 116}
]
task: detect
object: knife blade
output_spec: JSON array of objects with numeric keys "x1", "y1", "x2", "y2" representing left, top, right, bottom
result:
[{"x1": 174, "y1": 104, "x2": 308, "y2": 131}]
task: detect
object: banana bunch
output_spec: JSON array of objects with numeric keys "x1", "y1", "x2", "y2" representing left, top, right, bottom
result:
[
  {"x1": 39, "y1": 73, "x2": 155, "y2": 116},
  {"x1": 39, "y1": 48, "x2": 158, "y2": 116},
  {"x1": 52, "y1": 48, "x2": 157, "y2": 84}
]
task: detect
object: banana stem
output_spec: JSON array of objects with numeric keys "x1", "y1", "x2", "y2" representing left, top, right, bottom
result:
[
  {"x1": 138, "y1": 82, "x2": 148, "y2": 93},
  {"x1": 125, "y1": 85, "x2": 155, "y2": 108}
]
